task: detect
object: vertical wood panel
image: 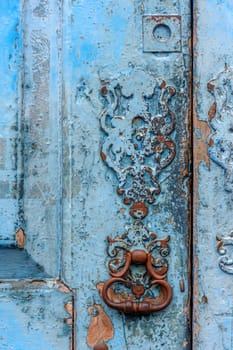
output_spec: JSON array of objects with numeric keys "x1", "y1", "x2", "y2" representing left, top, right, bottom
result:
[
  {"x1": 0, "y1": 1, "x2": 23, "y2": 244},
  {"x1": 193, "y1": 1, "x2": 233, "y2": 348},
  {"x1": 23, "y1": 0, "x2": 63, "y2": 276},
  {"x1": 62, "y1": 1, "x2": 191, "y2": 348}
]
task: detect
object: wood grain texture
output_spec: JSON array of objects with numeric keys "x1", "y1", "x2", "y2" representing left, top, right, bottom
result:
[
  {"x1": 193, "y1": 0, "x2": 233, "y2": 348},
  {"x1": 0, "y1": 1, "x2": 192, "y2": 349},
  {"x1": 62, "y1": 0, "x2": 191, "y2": 348},
  {"x1": 0, "y1": 1, "x2": 23, "y2": 244}
]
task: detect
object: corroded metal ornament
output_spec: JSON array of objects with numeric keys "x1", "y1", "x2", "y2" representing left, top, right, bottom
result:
[
  {"x1": 98, "y1": 70, "x2": 175, "y2": 314},
  {"x1": 100, "y1": 70, "x2": 176, "y2": 218},
  {"x1": 217, "y1": 231, "x2": 233, "y2": 274},
  {"x1": 208, "y1": 67, "x2": 233, "y2": 193},
  {"x1": 101, "y1": 220, "x2": 172, "y2": 314}
]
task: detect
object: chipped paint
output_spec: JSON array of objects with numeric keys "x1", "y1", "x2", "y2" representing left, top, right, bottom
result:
[
  {"x1": 64, "y1": 301, "x2": 73, "y2": 325},
  {"x1": 62, "y1": 0, "x2": 191, "y2": 348},
  {"x1": 207, "y1": 67, "x2": 233, "y2": 193},
  {"x1": 0, "y1": 0, "x2": 23, "y2": 243},
  {"x1": 0, "y1": 0, "x2": 192, "y2": 349},
  {"x1": 193, "y1": 0, "x2": 233, "y2": 348},
  {"x1": 99, "y1": 72, "x2": 177, "y2": 218},
  {"x1": 0, "y1": 281, "x2": 73, "y2": 349},
  {"x1": 15, "y1": 228, "x2": 26, "y2": 248},
  {"x1": 87, "y1": 304, "x2": 114, "y2": 348}
]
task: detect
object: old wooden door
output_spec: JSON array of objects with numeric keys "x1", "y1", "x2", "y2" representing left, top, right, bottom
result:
[{"x1": 0, "y1": 0, "x2": 233, "y2": 349}]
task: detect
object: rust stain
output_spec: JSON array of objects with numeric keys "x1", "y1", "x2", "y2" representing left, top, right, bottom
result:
[
  {"x1": 207, "y1": 82, "x2": 214, "y2": 91},
  {"x1": 64, "y1": 298, "x2": 76, "y2": 350},
  {"x1": 57, "y1": 280, "x2": 72, "y2": 294},
  {"x1": 93, "y1": 344, "x2": 109, "y2": 350},
  {"x1": 64, "y1": 301, "x2": 73, "y2": 325},
  {"x1": 208, "y1": 137, "x2": 214, "y2": 147},
  {"x1": 192, "y1": 3, "x2": 212, "y2": 344},
  {"x1": 159, "y1": 80, "x2": 166, "y2": 89},
  {"x1": 201, "y1": 295, "x2": 208, "y2": 304},
  {"x1": 129, "y1": 201, "x2": 148, "y2": 219},
  {"x1": 100, "y1": 86, "x2": 108, "y2": 95},
  {"x1": 193, "y1": 113, "x2": 211, "y2": 170},
  {"x1": 146, "y1": 15, "x2": 181, "y2": 22},
  {"x1": 216, "y1": 236, "x2": 223, "y2": 252},
  {"x1": 179, "y1": 279, "x2": 185, "y2": 293},
  {"x1": 123, "y1": 197, "x2": 131, "y2": 205},
  {"x1": 31, "y1": 280, "x2": 46, "y2": 287},
  {"x1": 193, "y1": 85, "x2": 211, "y2": 348},
  {"x1": 208, "y1": 102, "x2": 216, "y2": 121},
  {"x1": 15, "y1": 228, "x2": 26, "y2": 248},
  {"x1": 100, "y1": 151, "x2": 107, "y2": 161},
  {"x1": 87, "y1": 304, "x2": 114, "y2": 348},
  {"x1": 180, "y1": 147, "x2": 189, "y2": 180}
]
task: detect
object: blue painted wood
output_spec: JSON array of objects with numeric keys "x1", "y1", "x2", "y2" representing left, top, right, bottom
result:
[
  {"x1": 193, "y1": 1, "x2": 233, "y2": 349},
  {"x1": 0, "y1": 0, "x2": 196, "y2": 349},
  {"x1": 0, "y1": 0, "x2": 63, "y2": 274},
  {"x1": 0, "y1": 1, "x2": 22, "y2": 244},
  {"x1": 62, "y1": 1, "x2": 191, "y2": 348},
  {"x1": 0, "y1": 282, "x2": 73, "y2": 350},
  {"x1": 22, "y1": 0, "x2": 63, "y2": 277},
  {"x1": 0, "y1": 2, "x2": 73, "y2": 349}
]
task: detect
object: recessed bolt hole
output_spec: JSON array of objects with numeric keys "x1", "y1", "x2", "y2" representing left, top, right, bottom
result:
[{"x1": 153, "y1": 24, "x2": 171, "y2": 42}]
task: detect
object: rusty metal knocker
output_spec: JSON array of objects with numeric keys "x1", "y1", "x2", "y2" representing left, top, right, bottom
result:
[
  {"x1": 98, "y1": 221, "x2": 172, "y2": 315},
  {"x1": 102, "y1": 250, "x2": 172, "y2": 314}
]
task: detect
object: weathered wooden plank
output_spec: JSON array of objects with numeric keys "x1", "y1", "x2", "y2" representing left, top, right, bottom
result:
[
  {"x1": 22, "y1": 0, "x2": 63, "y2": 276},
  {"x1": 0, "y1": 0, "x2": 63, "y2": 275},
  {"x1": 0, "y1": 3, "x2": 73, "y2": 348},
  {"x1": 0, "y1": 1, "x2": 23, "y2": 244},
  {"x1": 193, "y1": 0, "x2": 233, "y2": 348},
  {"x1": 62, "y1": 1, "x2": 191, "y2": 348}
]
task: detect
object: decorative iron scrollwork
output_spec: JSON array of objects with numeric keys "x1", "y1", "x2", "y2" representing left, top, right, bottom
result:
[
  {"x1": 208, "y1": 67, "x2": 233, "y2": 193},
  {"x1": 100, "y1": 70, "x2": 176, "y2": 218},
  {"x1": 98, "y1": 70, "x2": 175, "y2": 314},
  {"x1": 217, "y1": 231, "x2": 233, "y2": 274}
]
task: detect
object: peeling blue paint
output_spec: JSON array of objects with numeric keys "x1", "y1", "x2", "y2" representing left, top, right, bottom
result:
[
  {"x1": 63, "y1": 0, "x2": 191, "y2": 349},
  {"x1": 194, "y1": 0, "x2": 233, "y2": 348},
  {"x1": 0, "y1": 0, "x2": 22, "y2": 242},
  {"x1": 0, "y1": 0, "x2": 194, "y2": 349}
]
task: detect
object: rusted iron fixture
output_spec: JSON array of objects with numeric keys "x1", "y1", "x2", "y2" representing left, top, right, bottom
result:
[
  {"x1": 98, "y1": 71, "x2": 175, "y2": 314},
  {"x1": 99, "y1": 71, "x2": 176, "y2": 219},
  {"x1": 207, "y1": 67, "x2": 233, "y2": 194},
  {"x1": 100, "y1": 220, "x2": 172, "y2": 314}
]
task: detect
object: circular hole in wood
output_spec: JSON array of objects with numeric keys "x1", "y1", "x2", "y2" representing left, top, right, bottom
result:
[{"x1": 153, "y1": 24, "x2": 171, "y2": 42}]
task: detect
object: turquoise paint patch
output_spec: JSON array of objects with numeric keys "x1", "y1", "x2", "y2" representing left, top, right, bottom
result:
[
  {"x1": 0, "y1": 0, "x2": 22, "y2": 241},
  {"x1": 110, "y1": 14, "x2": 127, "y2": 61},
  {"x1": 78, "y1": 41, "x2": 98, "y2": 63}
]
